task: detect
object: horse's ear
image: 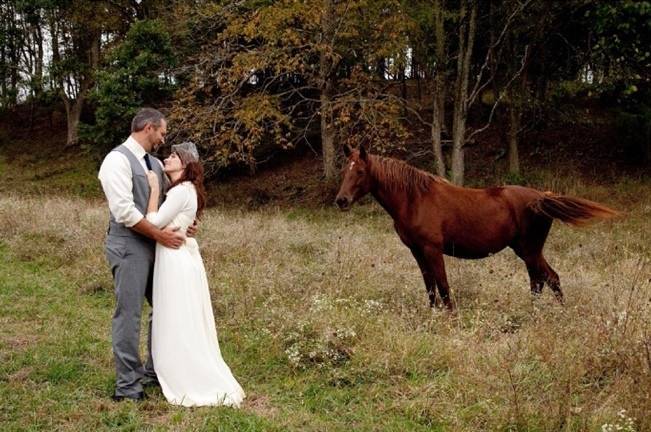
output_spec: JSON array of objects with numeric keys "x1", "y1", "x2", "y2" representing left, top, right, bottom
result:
[
  {"x1": 343, "y1": 144, "x2": 352, "y2": 157},
  {"x1": 359, "y1": 144, "x2": 367, "y2": 161}
]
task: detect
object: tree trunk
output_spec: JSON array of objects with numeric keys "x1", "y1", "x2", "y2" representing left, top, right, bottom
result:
[
  {"x1": 320, "y1": 90, "x2": 336, "y2": 182},
  {"x1": 451, "y1": 0, "x2": 477, "y2": 186},
  {"x1": 320, "y1": 0, "x2": 337, "y2": 182},
  {"x1": 431, "y1": 0, "x2": 447, "y2": 177},
  {"x1": 33, "y1": 16, "x2": 44, "y2": 100},
  {"x1": 1, "y1": 25, "x2": 6, "y2": 105},
  {"x1": 8, "y1": 2, "x2": 18, "y2": 106},
  {"x1": 65, "y1": 98, "x2": 83, "y2": 147},
  {"x1": 451, "y1": 109, "x2": 465, "y2": 185},
  {"x1": 376, "y1": 58, "x2": 386, "y2": 79},
  {"x1": 432, "y1": 99, "x2": 446, "y2": 177},
  {"x1": 62, "y1": 27, "x2": 100, "y2": 148},
  {"x1": 415, "y1": 61, "x2": 422, "y2": 101},
  {"x1": 507, "y1": 88, "x2": 520, "y2": 175}
]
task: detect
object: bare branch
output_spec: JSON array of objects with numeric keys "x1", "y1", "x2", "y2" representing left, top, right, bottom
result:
[
  {"x1": 468, "y1": 0, "x2": 532, "y2": 108},
  {"x1": 466, "y1": 45, "x2": 529, "y2": 143}
]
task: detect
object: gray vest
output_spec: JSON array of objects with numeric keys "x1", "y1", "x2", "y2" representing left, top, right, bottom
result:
[{"x1": 107, "y1": 144, "x2": 166, "y2": 241}]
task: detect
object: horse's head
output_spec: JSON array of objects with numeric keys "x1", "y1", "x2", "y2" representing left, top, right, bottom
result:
[{"x1": 335, "y1": 144, "x2": 373, "y2": 211}]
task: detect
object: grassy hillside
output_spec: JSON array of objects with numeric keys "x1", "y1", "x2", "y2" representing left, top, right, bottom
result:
[{"x1": 0, "y1": 99, "x2": 647, "y2": 209}]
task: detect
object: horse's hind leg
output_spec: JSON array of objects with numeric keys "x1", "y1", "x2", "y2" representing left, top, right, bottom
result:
[
  {"x1": 519, "y1": 253, "x2": 563, "y2": 303},
  {"x1": 513, "y1": 213, "x2": 564, "y2": 302},
  {"x1": 512, "y1": 245, "x2": 546, "y2": 295},
  {"x1": 524, "y1": 260, "x2": 545, "y2": 295},
  {"x1": 409, "y1": 246, "x2": 441, "y2": 308},
  {"x1": 541, "y1": 257, "x2": 563, "y2": 302}
]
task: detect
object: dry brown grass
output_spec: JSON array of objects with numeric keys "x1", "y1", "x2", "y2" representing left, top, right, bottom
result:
[{"x1": 0, "y1": 180, "x2": 649, "y2": 430}]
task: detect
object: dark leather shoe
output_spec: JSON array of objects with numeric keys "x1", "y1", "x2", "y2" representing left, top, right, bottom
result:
[{"x1": 112, "y1": 391, "x2": 146, "y2": 402}]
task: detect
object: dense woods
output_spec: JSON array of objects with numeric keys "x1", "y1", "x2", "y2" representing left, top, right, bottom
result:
[{"x1": 1, "y1": 0, "x2": 649, "y2": 184}]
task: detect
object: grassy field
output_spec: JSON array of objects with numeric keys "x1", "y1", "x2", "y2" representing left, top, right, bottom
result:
[
  {"x1": 1, "y1": 162, "x2": 650, "y2": 430},
  {"x1": 0, "y1": 177, "x2": 651, "y2": 431}
]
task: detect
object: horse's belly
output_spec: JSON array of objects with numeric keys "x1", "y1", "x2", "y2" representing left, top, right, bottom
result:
[
  {"x1": 442, "y1": 235, "x2": 510, "y2": 259},
  {"x1": 442, "y1": 243, "x2": 495, "y2": 259},
  {"x1": 439, "y1": 214, "x2": 515, "y2": 259}
]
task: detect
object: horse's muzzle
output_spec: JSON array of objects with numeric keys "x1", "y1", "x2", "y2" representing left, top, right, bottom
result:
[{"x1": 335, "y1": 196, "x2": 351, "y2": 211}]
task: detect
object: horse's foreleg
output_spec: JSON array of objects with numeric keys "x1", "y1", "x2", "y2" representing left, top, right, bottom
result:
[
  {"x1": 424, "y1": 247, "x2": 455, "y2": 310},
  {"x1": 409, "y1": 246, "x2": 440, "y2": 308}
]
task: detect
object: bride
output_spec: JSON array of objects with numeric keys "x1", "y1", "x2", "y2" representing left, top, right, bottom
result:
[{"x1": 144, "y1": 141, "x2": 245, "y2": 407}]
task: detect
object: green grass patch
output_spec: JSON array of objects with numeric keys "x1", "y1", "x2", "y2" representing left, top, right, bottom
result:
[{"x1": 0, "y1": 148, "x2": 102, "y2": 199}]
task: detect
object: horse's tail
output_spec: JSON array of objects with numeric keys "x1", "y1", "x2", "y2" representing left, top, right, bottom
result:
[{"x1": 529, "y1": 193, "x2": 620, "y2": 226}]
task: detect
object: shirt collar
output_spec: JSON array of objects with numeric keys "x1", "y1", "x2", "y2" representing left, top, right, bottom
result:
[{"x1": 125, "y1": 136, "x2": 148, "y2": 159}]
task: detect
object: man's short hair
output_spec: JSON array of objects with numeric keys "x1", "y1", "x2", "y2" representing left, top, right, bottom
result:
[{"x1": 131, "y1": 108, "x2": 166, "y2": 133}]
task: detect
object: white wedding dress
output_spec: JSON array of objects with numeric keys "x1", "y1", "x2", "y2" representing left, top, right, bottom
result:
[{"x1": 146, "y1": 182, "x2": 245, "y2": 407}]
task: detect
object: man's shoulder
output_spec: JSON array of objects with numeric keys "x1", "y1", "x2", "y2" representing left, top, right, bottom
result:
[
  {"x1": 102, "y1": 140, "x2": 131, "y2": 159},
  {"x1": 98, "y1": 144, "x2": 131, "y2": 177},
  {"x1": 100, "y1": 148, "x2": 128, "y2": 164}
]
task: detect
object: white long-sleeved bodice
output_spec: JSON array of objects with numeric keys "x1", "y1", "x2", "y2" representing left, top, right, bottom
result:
[{"x1": 146, "y1": 181, "x2": 197, "y2": 233}]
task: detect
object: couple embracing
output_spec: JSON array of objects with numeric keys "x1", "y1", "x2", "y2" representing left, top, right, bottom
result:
[{"x1": 98, "y1": 108, "x2": 245, "y2": 407}]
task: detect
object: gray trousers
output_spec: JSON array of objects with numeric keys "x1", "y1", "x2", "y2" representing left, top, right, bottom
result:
[{"x1": 105, "y1": 234, "x2": 157, "y2": 396}]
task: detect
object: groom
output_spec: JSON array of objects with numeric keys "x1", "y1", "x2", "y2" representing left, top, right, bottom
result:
[{"x1": 98, "y1": 108, "x2": 192, "y2": 401}]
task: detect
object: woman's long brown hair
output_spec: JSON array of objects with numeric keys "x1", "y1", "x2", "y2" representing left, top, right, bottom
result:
[{"x1": 169, "y1": 161, "x2": 207, "y2": 219}]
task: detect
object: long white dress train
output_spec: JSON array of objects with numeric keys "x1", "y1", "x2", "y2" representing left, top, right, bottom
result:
[{"x1": 146, "y1": 182, "x2": 245, "y2": 407}]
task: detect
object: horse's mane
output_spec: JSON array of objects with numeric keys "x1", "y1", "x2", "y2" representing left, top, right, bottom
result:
[{"x1": 369, "y1": 155, "x2": 448, "y2": 195}]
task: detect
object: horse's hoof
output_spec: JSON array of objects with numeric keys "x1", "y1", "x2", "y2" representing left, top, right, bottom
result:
[
  {"x1": 429, "y1": 299, "x2": 442, "y2": 309},
  {"x1": 443, "y1": 301, "x2": 456, "y2": 314}
]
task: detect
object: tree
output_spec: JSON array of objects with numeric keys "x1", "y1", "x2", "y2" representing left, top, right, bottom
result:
[
  {"x1": 15, "y1": 0, "x2": 45, "y2": 101},
  {"x1": 47, "y1": 1, "x2": 107, "y2": 146},
  {"x1": 491, "y1": 0, "x2": 606, "y2": 177},
  {"x1": 405, "y1": 0, "x2": 531, "y2": 184},
  {"x1": 449, "y1": 0, "x2": 477, "y2": 185},
  {"x1": 168, "y1": 0, "x2": 413, "y2": 179},
  {"x1": 84, "y1": 19, "x2": 176, "y2": 156},
  {"x1": 319, "y1": 0, "x2": 336, "y2": 181},
  {"x1": 46, "y1": 0, "x2": 149, "y2": 147},
  {"x1": 590, "y1": 1, "x2": 651, "y2": 82},
  {"x1": 0, "y1": 0, "x2": 21, "y2": 108},
  {"x1": 402, "y1": 0, "x2": 448, "y2": 176},
  {"x1": 431, "y1": 0, "x2": 447, "y2": 177}
]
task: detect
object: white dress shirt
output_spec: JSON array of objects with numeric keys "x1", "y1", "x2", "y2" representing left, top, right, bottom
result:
[{"x1": 98, "y1": 136, "x2": 163, "y2": 228}]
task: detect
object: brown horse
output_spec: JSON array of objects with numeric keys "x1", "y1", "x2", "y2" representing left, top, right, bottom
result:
[{"x1": 335, "y1": 145, "x2": 619, "y2": 310}]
